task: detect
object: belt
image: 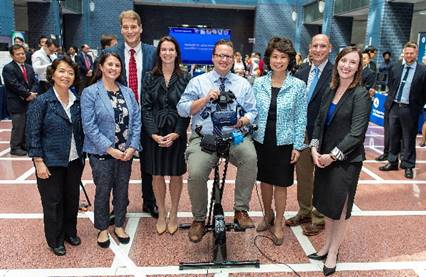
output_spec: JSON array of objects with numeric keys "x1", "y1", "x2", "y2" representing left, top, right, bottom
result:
[
  {"x1": 397, "y1": 103, "x2": 409, "y2": 108},
  {"x1": 89, "y1": 154, "x2": 114, "y2": 160}
]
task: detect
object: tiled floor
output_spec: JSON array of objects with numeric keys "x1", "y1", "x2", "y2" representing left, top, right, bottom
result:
[{"x1": 0, "y1": 120, "x2": 425, "y2": 277}]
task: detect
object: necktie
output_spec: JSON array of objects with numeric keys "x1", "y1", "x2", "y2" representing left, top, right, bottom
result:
[
  {"x1": 129, "y1": 49, "x2": 139, "y2": 103},
  {"x1": 395, "y1": 66, "x2": 411, "y2": 102},
  {"x1": 21, "y1": 64, "x2": 28, "y2": 83},
  {"x1": 306, "y1": 66, "x2": 319, "y2": 102},
  {"x1": 84, "y1": 55, "x2": 91, "y2": 70},
  {"x1": 219, "y1": 77, "x2": 226, "y2": 93}
]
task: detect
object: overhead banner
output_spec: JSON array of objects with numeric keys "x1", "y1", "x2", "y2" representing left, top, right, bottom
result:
[{"x1": 418, "y1": 32, "x2": 426, "y2": 63}]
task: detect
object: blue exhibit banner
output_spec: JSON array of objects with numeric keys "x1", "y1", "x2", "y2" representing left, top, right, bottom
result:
[
  {"x1": 418, "y1": 32, "x2": 426, "y2": 63},
  {"x1": 370, "y1": 93, "x2": 386, "y2": 126},
  {"x1": 169, "y1": 27, "x2": 231, "y2": 64}
]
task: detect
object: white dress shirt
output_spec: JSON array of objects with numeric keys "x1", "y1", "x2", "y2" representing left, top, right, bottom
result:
[
  {"x1": 32, "y1": 47, "x2": 55, "y2": 81},
  {"x1": 124, "y1": 42, "x2": 143, "y2": 98},
  {"x1": 53, "y1": 88, "x2": 79, "y2": 162}
]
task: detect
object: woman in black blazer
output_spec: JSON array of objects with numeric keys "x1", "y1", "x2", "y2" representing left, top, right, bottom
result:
[
  {"x1": 141, "y1": 36, "x2": 190, "y2": 235},
  {"x1": 307, "y1": 47, "x2": 371, "y2": 276}
]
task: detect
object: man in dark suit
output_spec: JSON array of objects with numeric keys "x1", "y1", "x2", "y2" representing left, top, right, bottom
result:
[
  {"x1": 107, "y1": 10, "x2": 158, "y2": 218},
  {"x1": 285, "y1": 34, "x2": 333, "y2": 236},
  {"x1": 361, "y1": 50, "x2": 377, "y2": 94},
  {"x1": 75, "y1": 44, "x2": 93, "y2": 92},
  {"x1": 2, "y1": 44, "x2": 38, "y2": 156},
  {"x1": 379, "y1": 42, "x2": 426, "y2": 178}
]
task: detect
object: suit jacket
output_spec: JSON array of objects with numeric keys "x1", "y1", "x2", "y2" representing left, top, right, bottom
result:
[
  {"x1": 384, "y1": 63, "x2": 426, "y2": 115},
  {"x1": 312, "y1": 86, "x2": 371, "y2": 163},
  {"x1": 294, "y1": 61, "x2": 333, "y2": 141},
  {"x1": 26, "y1": 89, "x2": 84, "y2": 167},
  {"x1": 362, "y1": 67, "x2": 376, "y2": 90},
  {"x1": 107, "y1": 42, "x2": 156, "y2": 100},
  {"x1": 81, "y1": 80, "x2": 142, "y2": 155},
  {"x1": 75, "y1": 52, "x2": 93, "y2": 77},
  {"x1": 2, "y1": 61, "x2": 38, "y2": 113}
]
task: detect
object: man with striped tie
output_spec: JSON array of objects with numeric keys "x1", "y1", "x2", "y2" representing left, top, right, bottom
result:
[
  {"x1": 177, "y1": 40, "x2": 258, "y2": 243},
  {"x1": 379, "y1": 42, "x2": 426, "y2": 179}
]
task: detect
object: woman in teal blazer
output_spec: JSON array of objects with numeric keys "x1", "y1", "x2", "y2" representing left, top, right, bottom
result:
[{"x1": 252, "y1": 37, "x2": 307, "y2": 245}]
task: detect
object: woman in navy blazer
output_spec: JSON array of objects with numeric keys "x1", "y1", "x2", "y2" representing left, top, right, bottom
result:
[
  {"x1": 252, "y1": 37, "x2": 307, "y2": 246},
  {"x1": 81, "y1": 52, "x2": 141, "y2": 248},
  {"x1": 26, "y1": 56, "x2": 84, "y2": 256}
]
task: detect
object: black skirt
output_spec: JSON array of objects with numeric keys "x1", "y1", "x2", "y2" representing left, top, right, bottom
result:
[{"x1": 313, "y1": 161, "x2": 362, "y2": 220}]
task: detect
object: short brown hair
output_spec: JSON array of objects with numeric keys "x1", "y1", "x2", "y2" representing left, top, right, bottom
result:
[
  {"x1": 404, "y1": 41, "x2": 417, "y2": 49},
  {"x1": 212, "y1": 39, "x2": 233, "y2": 55},
  {"x1": 46, "y1": 56, "x2": 79, "y2": 87},
  {"x1": 100, "y1": 34, "x2": 117, "y2": 49},
  {"x1": 9, "y1": 44, "x2": 25, "y2": 55},
  {"x1": 264, "y1": 37, "x2": 296, "y2": 71},
  {"x1": 330, "y1": 46, "x2": 363, "y2": 90},
  {"x1": 119, "y1": 10, "x2": 141, "y2": 26}
]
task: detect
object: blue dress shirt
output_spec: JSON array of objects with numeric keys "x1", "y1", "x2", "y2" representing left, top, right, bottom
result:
[
  {"x1": 177, "y1": 70, "x2": 257, "y2": 135},
  {"x1": 398, "y1": 62, "x2": 417, "y2": 104}
]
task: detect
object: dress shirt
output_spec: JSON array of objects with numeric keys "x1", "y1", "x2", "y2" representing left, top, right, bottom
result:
[
  {"x1": 32, "y1": 48, "x2": 54, "y2": 81},
  {"x1": 53, "y1": 88, "x2": 79, "y2": 162},
  {"x1": 397, "y1": 62, "x2": 417, "y2": 104},
  {"x1": 124, "y1": 42, "x2": 143, "y2": 98},
  {"x1": 177, "y1": 70, "x2": 257, "y2": 135},
  {"x1": 306, "y1": 59, "x2": 328, "y2": 91}
]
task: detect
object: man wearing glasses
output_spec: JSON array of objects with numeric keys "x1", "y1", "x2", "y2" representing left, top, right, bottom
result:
[{"x1": 177, "y1": 40, "x2": 258, "y2": 243}]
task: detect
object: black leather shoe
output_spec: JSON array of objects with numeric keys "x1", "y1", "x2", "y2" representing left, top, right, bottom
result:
[
  {"x1": 375, "y1": 153, "x2": 388, "y2": 161},
  {"x1": 114, "y1": 231, "x2": 130, "y2": 244},
  {"x1": 10, "y1": 149, "x2": 27, "y2": 156},
  {"x1": 51, "y1": 245, "x2": 66, "y2": 256},
  {"x1": 143, "y1": 204, "x2": 159, "y2": 219},
  {"x1": 404, "y1": 168, "x2": 414, "y2": 179},
  {"x1": 65, "y1": 236, "x2": 81, "y2": 246},
  {"x1": 323, "y1": 265, "x2": 336, "y2": 276},
  {"x1": 307, "y1": 252, "x2": 328, "y2": 260},
  {"x1": 379, "y1": 163, "x2": 398, "y2": 171}
]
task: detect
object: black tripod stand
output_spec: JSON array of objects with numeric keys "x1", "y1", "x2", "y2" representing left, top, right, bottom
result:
[{"x1": 179, "y1": 129, "x2": 260, "y2": 270}]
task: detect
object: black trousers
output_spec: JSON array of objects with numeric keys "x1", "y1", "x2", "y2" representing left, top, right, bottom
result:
[
  {"x1": 37, "y1": 159, "x2": 84, "y2": 248},
  {"x1": 90, "y1": 156, "x2": 132, "y2": 230},
  {"x1": 38, "y1": 81, "x2": 51, "y2": 94},
  {"x1": 140, "y1": 150, "x2": 155, "y2": 207},
  {"x1": 388, "y1": 104, "x2": 418, "y2": 168},
  {"x1": 10, "y1": 112, "x2": 26, "y2": 151},
  {"x1": 382, "y1": 109, "x2": 390, "y2": 155}
]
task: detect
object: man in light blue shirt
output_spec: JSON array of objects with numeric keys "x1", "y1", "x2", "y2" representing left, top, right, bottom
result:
[{"x1": 177, "y1": 40, "x2": 258, "y2": 243}]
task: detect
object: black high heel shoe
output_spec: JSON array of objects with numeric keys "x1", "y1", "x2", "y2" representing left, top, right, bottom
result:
[
  {"x1": 97, "y1": 231, "x2": 110, "y2": 248},
  {"x1": 323, "y1": 253, "x2": 339, "y2": 276},
  {"x1": 307, "y1": 252, "x2": 328, "y2": 260}
]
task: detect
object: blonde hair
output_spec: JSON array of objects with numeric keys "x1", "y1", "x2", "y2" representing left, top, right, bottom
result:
[{"x1": 119, "y1": 10, "x2": 141, "y2": 26}]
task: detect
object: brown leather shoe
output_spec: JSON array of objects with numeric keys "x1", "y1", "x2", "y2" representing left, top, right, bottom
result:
[
  {"x1": 285, "y1": 214, "x2": 312, "y2": 227},
  {"x1": 302, "y1": 223, "x2": 325, "y2": 236},
  {"x1": 234, "y1": 210, "x2": 255, "y2": 229},
  {"x1": 188, "y1": 221, "x2": 205, "y2": 243}
]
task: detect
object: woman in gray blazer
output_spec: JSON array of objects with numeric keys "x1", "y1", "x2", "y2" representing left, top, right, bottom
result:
[
  {"x1": 81, "y1": 52, "x2": 141, "y2": 248},
  {"x1": 308, "y1": 47, "x2": 371, "y2": 276}
]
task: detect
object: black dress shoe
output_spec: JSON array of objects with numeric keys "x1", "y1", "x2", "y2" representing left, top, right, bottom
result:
[
  {"x1": 51, "y1": 245, "x2": 66, "y2": 256},
  {"x1": 307, "y1": 252, "x2": 328, "y2": 260},
  {"x1": 375, "y1": 153, "x2": 388, "y2": 161},
  {"x1": 404, "y1": 168, "x2": 414, "y2": 179},
  {"x1": 114, "y1": 231, "x2": 130, "y2": 244},
  {"x1": 10, "y1": 149, "x2": 27, "y2": 156},
  {"x1": 323, "y1": 265, "x2": 336, "y2": 276},
  {"x1": 65, "y1": 236, "x2": 81, "y2": 246},
  {"x1": 97, "y1": 232, "x2": 110, "y2": 248},
  {"x1": 379, "y1": 163, "x2": 398, "y2": 171},
  {"x1": 143, "y1": 204, "x2": 159, "y2": 219}
]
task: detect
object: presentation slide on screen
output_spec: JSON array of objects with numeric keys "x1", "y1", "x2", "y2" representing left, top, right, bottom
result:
[{"x1": 169, "y1": 27, "x2": 231, "y2": 64}]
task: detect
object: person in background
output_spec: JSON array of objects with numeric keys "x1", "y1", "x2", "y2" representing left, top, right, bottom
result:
[
  {"x1": 76, "y1": 44, "x2": 94, "y2": 91},
  {"x1": 308, "y1": 46, "x2": 371, "y2": 276},
  {"x1": 81, "y1": 52, "x2": 141, "y2": 248},
  {"x1": 252, "y1": 37, "x2": 306, "y2": 246},
  {"x1": 361, "y1": 50, "x2": 376, "y2": 96},
  {"x1": 32, "y1": 38, "x2": 59, "y2": 93},
  {"x1": 13, "y1": 37, "x2": 32, "y2": 65},
  {"x1": 26, "y1": 56, "x2": 84, "y2": 256},
  {"x1": 2, "y1": 44, "x2": 38, "y2": 156},
  {"x1": 378, "y1": 51, "x2": 392, "y2": 90},
  {"x1": 141, "y1": 36, "x2": 190, "y2": 235},
  {"x1": 67, "y1": 46, "x2": 78, "y2": 63},
  {"x1": 233, "y1": 51, "x2": 246, "y2": 77},
  {"x1": 100, "y1": 34, "x2": 118, "y2": 50},
  {"x1": 366, "y1": 46, "x2": 377, "y2": 72}
]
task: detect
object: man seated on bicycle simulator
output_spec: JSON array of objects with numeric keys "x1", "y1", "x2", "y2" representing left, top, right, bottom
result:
[{"x1": 177, "y1": 40, "x2": 258, "y2": 243}]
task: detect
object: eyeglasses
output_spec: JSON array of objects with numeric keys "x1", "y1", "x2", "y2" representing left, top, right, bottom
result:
[{"x1": 214, "y1": 54, "x2": 233, "y2": 60}]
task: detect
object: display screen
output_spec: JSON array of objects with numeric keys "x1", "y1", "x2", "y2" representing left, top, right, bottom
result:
[{"x1": 169, "y1": 27, "x2": 231, "y2": 65}]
